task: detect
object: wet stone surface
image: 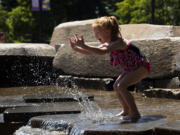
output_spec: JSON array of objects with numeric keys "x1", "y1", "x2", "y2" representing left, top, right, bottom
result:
[
  {"x1": 143, "y1": 88, "x2": 180, "y2": 99},
  {"x1": 154, "y1": 120, "x2": 180, "y2": 135},
  {"x1": 1, "y1": 86, "x2": 180, "y2": 135},
  {"x1": 27, "y1": 109, "x2": 170, "y2": 135},
  {"x1": 23, "y1": 93, "x2": 94, "y2": 103},
  {"x1": 0, "y1": 96, "x2": 36, "y2": 113},
  {"x1": 4, "y1": 102, "x2": 81, "y2": 123},
  {"x1": 56, "y1": 75, "x2": 114, "y2": 90}
]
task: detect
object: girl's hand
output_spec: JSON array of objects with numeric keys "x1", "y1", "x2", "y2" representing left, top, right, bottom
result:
[
  {"x1": 69, "y1": 37, "x2": 77, "y2": 50},
  {"x1": 69, "y1": 34, "x2": 85, "y2": 47}
]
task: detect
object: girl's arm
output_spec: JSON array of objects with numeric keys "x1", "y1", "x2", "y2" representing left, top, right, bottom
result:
[
  {"x1": 77, "y1": 42, "x2": 109, "y2": 55},
  {"x1": 72, "y1": 45, "x2": 93, "y2": 55},
  {"x1": 70, "y1": 35, "x2": 108, "y2": 55},
  {"x1": 69, "y1": 35, "x2": 109, "y2": 55},
  {"x1": 70, "y1": 34, "x2": 126, "y2": 55},
  {"x1": 69, "y1": 37, "x2": 93, "y2": 55}
]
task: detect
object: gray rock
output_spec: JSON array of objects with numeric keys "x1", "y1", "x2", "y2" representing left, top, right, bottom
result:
[
  {"x1": 53, "y1": 42, "x2": 122, "y2": 78},
  {"x1": 155, "y1": 120, "x2": 180, "y2": 135},
  {"x1": 26, "y1": 110, "x2": 167, "y2": 135},
  {"x1": 50, "y1": 19, "x2": 96, "y2": 47},
  {"x1": 133, "y1": 37, "x2": 180, "y2": 79},
  {"x1": 4, "y1": 102, "x2": 81, "y2": 123},
  {"x1": 153, "y1": 77, "x2": 180, "y2": 88},
  {"x1": 0, "y1": 43, "x2": 55, "y2": 56},
  {"x1": 51, "y1": 19, "x2": 180, "y2": 91},
  {"x1": 143, "y1": 88, "x2": 180, "y2": 99},
  {"x1": 50, "y1": 20, "x2": 180, "y2": 47},
  {"x1": 56, "y1": 75, "x2": 114, "y2": 90},
  {"x1": 23, "y1": 93, "x2": 94, "y2": 103},
  {"x1": 0, "y1": 95, "x2": 34, "y2": 113},
  {"x1": 53, "y1": 37, "x2": 180, "y2": 80}
]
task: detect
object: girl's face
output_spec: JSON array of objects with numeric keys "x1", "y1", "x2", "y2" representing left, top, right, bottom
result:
[{"x1": 93, "y1": 27, "x2": 111, "y2": 43}]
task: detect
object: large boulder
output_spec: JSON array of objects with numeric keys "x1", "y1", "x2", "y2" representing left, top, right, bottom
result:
[
  {"x1": 51, "y1": 19, "x2": 180, "y2": 90},
  {"x1": 53, "y1": 37, "x2": 180, "y2": 80},
  {"x1": 0, "y1": 43, "x2": 55, "y2": 56},
  {"x1": 0, "y1": 43, "x2": 56, "y2": 87},
  {"x1": 50, "y1": 19, "x2": 180, "y2": 47}
]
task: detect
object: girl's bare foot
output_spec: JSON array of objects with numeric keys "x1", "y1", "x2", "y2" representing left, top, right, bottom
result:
[
  {"x1": 115, "y1": 110, "x2": 128, "y2": 117},
  {"x1": 120, "y1": 113, "x2": 140, "y2": 123},
  {"x1": 128, "y1": 112, "x2": 141, "y2": 121}
]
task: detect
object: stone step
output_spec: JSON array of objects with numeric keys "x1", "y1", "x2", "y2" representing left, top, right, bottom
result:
[
  {"x1": 27, "y1": 109, "x2": 169, "y2": 135},
  {"x1": 4, "y1": 102, "x2": 81, "y2": 123},
  {"x1": 23, "y1": 93, "x2": 94, "y2": 103},
  {"x1": 56, "y1": 75, "x2": 114, "y2": 90},
  {"x1": 0, "y1": 96, "x2": 35, "y2": 113},
  {"x1": 154, "y1": 121, "x2": 180, "y2": 135},
  {"x1": 143, "y1": 88, "x2": 180, "y2": 99}
]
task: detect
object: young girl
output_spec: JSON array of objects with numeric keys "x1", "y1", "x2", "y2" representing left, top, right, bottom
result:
[{"x1": 69, "y1": 16, "x2": 150, "y2": 121}]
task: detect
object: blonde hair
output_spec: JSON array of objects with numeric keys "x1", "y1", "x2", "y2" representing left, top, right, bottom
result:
[{"x1": 92, "y1": 16, "x2": 121, "y2": 41}]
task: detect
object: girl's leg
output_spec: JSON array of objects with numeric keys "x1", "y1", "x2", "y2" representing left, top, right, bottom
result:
[
  {"x1": 114, "y1": 72, "x2": 129, "y2": 116},
  {"x1": 116, "y1": 66, "x2": 149, "y2": 119}
]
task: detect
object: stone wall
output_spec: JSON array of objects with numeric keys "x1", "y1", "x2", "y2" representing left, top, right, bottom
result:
[{"x1": 0, "y1": 43, "x2": 56, "y2": 87}]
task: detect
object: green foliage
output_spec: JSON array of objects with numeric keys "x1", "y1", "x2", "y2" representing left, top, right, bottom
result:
[
  {"x1": 115, "y1": 0, "x2": 180, "y2": 25},
  {"x1": 116, "y1": 0, "x2": 152, "y2": 24},
  {"x1": 1, "y1": 0, "x2": 35, "y2": 42},
  {"x1": 6, "y1": 6, "x2": 35, "y2": 42},
  {"x1": 154, "y1": 0, "x2": 180, "y2": 25},
  {"x1": 0, "y1": 0, "x2": 121, "y2": 43}
]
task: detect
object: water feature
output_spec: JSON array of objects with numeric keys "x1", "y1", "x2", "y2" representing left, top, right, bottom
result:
[
  {"x1": 1, "y1": 82, "x2": 180, "y2": 135},
  {"x1": 56, "y1": 80, "x2": 114, "y2": 124}
]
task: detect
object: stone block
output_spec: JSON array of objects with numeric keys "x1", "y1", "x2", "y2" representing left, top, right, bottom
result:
[
  {"x1": 154, "y1": 121, "x2": 180, "y2": 135},
  {"x1": 3, "y1": 102, "x2": 81, "y2": 123},
  {"x1": 56, "y1": 75, "x2": 114, "y2": 90},
  {"x1": 53, "y1": 38, "x2": 180, "y2": 79},
  {"x1": 143, "y1": 88, "x2": 180, "y2": 99},
  {"x1": 26, "y1": 110, "x2": 167, "y2": 135},
  {"x1": 23, "y1": 93, "x2": 94, "y2": 103},
  {"x1": 50, "y1": 20, "x2": 179, "y2": 47}
]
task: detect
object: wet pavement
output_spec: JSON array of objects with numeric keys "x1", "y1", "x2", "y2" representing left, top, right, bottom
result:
[{"x1": 0, "y1": 85, "x2": 180, "y2": 135}]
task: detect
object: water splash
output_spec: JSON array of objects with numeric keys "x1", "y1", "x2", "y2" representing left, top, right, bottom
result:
[
  {"x1": 56, "y1": 79, "x2": 116, "y2": 124},
  {"x1": 7, "y1": 57, "x2": 56, "y2": 87},
  {"x1": 41, "y1": 119, "x2": 70, "y2": 132},
  {"x1": 14, "y1": 125, "x2": 67, "y2": 135}
]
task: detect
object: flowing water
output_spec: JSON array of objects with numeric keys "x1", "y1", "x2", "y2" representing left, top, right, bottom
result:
[{"x1": 0, "y1": 83, "x2": 180, "y2": 135}]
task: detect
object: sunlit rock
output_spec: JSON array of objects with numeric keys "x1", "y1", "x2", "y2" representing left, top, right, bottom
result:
[
  {"x1": 50, "y1": 19, "x2": 180, "y2": 47},
  {"x1": 53, "y1": 37, "x2": 180, "y2": 80},
  {"x1": 143, "y1": 88, "x2": 180, "y2": 99}
]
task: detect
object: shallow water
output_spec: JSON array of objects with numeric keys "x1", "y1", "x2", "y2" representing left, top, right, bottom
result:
[{"x1": 0, "y1": 85, "x2": 179, "y2": 122}]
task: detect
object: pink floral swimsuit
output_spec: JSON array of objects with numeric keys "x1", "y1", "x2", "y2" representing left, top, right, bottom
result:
[{"x1": 110, "y1": 41, "x2": 150, "y2": 73}]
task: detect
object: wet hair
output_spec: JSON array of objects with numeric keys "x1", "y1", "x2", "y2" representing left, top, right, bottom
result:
[{"x1": 92, "y1": 16, "x2": 122, "y2": 41}]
